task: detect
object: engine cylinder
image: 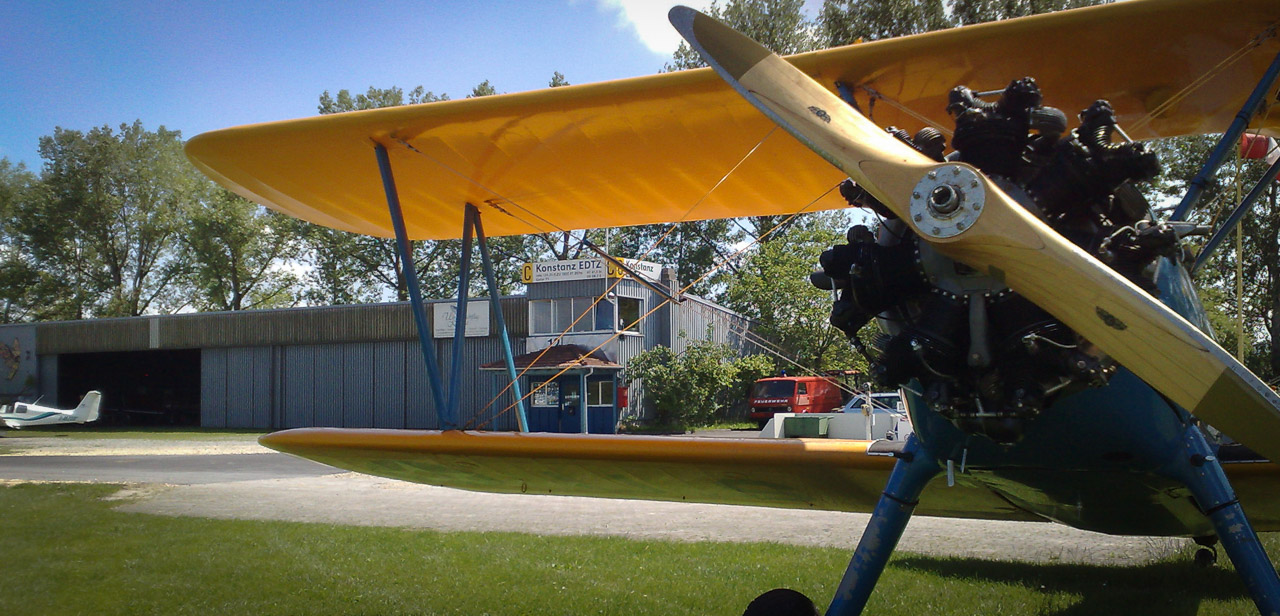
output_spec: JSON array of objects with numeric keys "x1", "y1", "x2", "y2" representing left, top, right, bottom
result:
[{"x1": 815, "y1": 78, "x2": 1162, "y2": 444}]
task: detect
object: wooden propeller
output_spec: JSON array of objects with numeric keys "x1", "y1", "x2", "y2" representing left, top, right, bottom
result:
[{"x1": 670, "y1": 6, "x2": 1280, "y2": 462}]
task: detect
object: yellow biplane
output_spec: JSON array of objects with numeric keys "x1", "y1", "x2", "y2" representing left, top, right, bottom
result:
[{"x1": 186, "y1": 0, "x2": 1280, "y2": 613}]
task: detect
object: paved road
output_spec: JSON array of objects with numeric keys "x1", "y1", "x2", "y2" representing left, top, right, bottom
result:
[{"x1": 0, "y1": 452, "x2": 337, "y2": 484}]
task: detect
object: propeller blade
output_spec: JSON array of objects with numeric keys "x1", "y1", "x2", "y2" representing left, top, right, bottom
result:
[{"x1": 670, "y1": 6, "x2": 1280, "y2": 461}]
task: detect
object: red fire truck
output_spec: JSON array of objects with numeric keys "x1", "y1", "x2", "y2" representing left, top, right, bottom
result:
[{"x1": 747, "y1": 371, "x2": 857, "y2": 428}]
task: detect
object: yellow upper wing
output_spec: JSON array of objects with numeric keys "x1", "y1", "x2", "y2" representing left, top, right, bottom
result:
[{"x1": 186, "y1": 0, "x2": 1280, "y2": 240}]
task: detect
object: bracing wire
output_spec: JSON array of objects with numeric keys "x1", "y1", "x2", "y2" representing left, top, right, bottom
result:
[
  {"x1": 473, "y1": 182, "x2": 841, "y2": 430},
  {"x1": 1130, "y1": 22, "x2": 1277, "y2": 134},
  {"x1": 385, "y1": 126, "x2": 786, "y2": 429}
]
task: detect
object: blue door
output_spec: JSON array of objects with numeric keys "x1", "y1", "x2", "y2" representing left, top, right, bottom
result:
[
  {"x1": 527, "y1": 375, "x2": 616, "y2": 433},
  {"x1": 527, "y1": 376, "x2": 582, "y2": 433},
  {"x1": 527, "y1": 378, "x2": 560, "y2": 433},
  {"x1": 559, "y1": 378, "x2": 583, "y2": 433}
]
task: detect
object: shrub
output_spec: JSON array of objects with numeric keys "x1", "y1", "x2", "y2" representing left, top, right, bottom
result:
[{"x1": 625, "y1": 338, "x2": 774, "y2": 429}]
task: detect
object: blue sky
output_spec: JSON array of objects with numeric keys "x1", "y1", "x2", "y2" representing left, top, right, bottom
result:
[{"x1": 3, "y1": 0, "x2": 831, "y2": 170}]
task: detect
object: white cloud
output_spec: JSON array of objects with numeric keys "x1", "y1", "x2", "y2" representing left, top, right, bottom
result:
[{"x1": 594, "y1": 0, "x2": 713, "y2": 56}]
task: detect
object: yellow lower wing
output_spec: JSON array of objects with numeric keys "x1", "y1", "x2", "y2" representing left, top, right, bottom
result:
[
  {"x1": 260, "y1": 428, "x2": 1280, "y2": 530},
  {"x1": 259, "y1": 429, "x2": 1032, "y2": 521}
]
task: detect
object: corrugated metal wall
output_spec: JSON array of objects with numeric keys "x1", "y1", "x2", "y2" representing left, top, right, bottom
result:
[
  {"x1": 282, "y1": 345, "x2": 316, "y2": 428},
  {"x1": 342, "y1": 343, "x2": 375, "y2": 428},
  {"x1": 197, "y1": 336, "x2": 527, "y2": 430},
  {"x1": 671, "y1": 295, "x2": 752, "y2": 351},
  {"x1": 36, "y1": 317, "x2": 149, "y2": 354},
  {"x1": 37, "y1": 355, "x2": 58, "y2": 405},
  {"x1": 526, "y1": 278, "x2": 609, "y2": 301},
  {"x1": 35, "y1": 298, "x2": 527, "y2": 354},
  {"x1": 373, "y1": 342, "x2": 407, "y2": 428},
  {"x1": 205, "y1": 347, "x2": 274, "y2": 429}
]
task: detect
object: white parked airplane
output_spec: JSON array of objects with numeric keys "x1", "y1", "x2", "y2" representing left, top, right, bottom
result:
[{"x1": 1, "y1": 391, "x2": 102, "y2": 429}]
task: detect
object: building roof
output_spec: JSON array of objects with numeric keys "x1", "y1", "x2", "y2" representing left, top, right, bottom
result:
[{"x1": 481, "y1": 344, "x2": 622, "y2": 372}]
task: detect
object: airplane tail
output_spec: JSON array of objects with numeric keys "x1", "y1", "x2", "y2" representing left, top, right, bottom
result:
[{"x1": 73, "y1": 391, "x2": 102, "y2": 423}]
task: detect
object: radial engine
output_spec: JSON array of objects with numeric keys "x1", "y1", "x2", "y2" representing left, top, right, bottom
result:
[{"x1": 812, "y1": 77, "x2": 1191, "y2": 443}]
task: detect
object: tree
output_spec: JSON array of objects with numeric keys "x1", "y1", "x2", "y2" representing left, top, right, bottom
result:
[
  {"x1": 1145, "y1": 134, "x2": 1280, "y2": 380},
  {"x1": 723, "y1": 213, "x2": 862, "y2": 373},
  {"x1": 0, "y1": 159, "x2": 44, "y2": 322},
  {"x1": 668, "y1": 0, "x2": 818, "y2": 71},
  {"x1": 14, "y1": 122, "x2": 199, "y2": 318},
  {"x1": 318, "y1": 85, "x2": 448, "y2": 114},
  {"x1": 819, "y1": 0, "x2": 1110, "y2": 46},
  {"x1": 951, "y1": 0, "x2": 1111, "y2": 26},
  {"x1": 468, "y1": 80, "x2": 497, "y2": 98},
  {"x1": 181, "y1": 187, "x2": 300, "y2": 311},
  {"x1": 818, "y1": 0, "x2": 948, "y2": 45},
  {"x1": 624, "y1": 335, "x2": 772, "y2": 428}
]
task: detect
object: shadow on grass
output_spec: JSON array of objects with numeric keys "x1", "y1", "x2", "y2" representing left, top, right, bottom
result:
[{"x1": 891, "y1": 554, "x2": 1249, "y2": 615}]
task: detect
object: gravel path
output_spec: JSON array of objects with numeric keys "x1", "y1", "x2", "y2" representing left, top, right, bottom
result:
[
  {"x1": 3, "y1": 433, "x2": 1189, "y2": 565},
  {"x1": 1, "y1": 436, "x2": 269, "y2": 457}
]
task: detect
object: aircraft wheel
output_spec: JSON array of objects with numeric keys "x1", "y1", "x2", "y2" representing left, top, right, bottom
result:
[
  {"x1": 1194, "y1": 547, "x2": 1218, "y2": 568},
  {"x1": 742, "y1": 588, "x2": 819, "y2": 616}
]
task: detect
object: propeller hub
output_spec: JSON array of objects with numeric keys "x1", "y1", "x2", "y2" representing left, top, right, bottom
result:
[
  {"x1": 910, "y1": 164, "x2": 986, "y2": 239},
  {"x1": 929, "y1": 185, "x2": 960, "y2": 214}
]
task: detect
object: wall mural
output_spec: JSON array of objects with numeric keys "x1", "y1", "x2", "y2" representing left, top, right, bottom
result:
[{"x1": 0, "y1": 338, "x2": 19, "y2": 380}]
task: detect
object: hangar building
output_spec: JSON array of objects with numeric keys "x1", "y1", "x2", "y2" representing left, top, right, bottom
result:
[{"x1": 0, "y1": 258, "x2": 750, "y2": 433}]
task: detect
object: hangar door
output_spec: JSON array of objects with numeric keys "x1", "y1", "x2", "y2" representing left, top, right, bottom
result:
[{"x1": 58, "y1": 350, "x2": 201, "y2": 426}]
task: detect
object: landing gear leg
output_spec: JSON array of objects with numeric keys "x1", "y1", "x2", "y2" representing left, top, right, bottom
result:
[
  {"x1": 826, "y1": 434, "x2": 941, "y2": 616},
  {"x1": 1165, "y1": 425, "x2": 1280, "y2": 614}
]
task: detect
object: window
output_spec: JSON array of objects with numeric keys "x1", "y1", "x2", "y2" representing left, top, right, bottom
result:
[
  {"x1": 530, "y1": 297, "x2": 607, "y2": 335},
  {"x1": 797, "y1": 383, "x2": 808, "y2": 395},
  {"x1": 531, "y1": 300, "x2": 553, "y2": 334},
  {"x1": 595, "y1": 298, "x2": 615, "y2": 330},
  {"x1": 531, "y1": 381, "x2": 559, "y2": 407},
  {"x1": 572, "y1": 297, "x2": 595, "y2": 333},
  {"x1": 556, "y1": 299, "x2": 574, "y2": 333},
  {"x1": 618, "y1": 297, "x2": 642, "y2": 332},
  {"x1": 751, "y1": 381, "x2": 796, "y2": 398},
  {"x1": 587, "y1": 380, "x2": 616, "y2": 406}
]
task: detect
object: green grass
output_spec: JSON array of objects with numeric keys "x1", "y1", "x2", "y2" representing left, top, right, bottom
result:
[
  {"x1": 700, "y1": 421, "x2": 758, "y2": 431},
  {"x1": 619, "y1": 422, "x2": 757, "y2": 434},
  {"x1": 0, "y1": 482, "x2": 1271, "y2": 615}
]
